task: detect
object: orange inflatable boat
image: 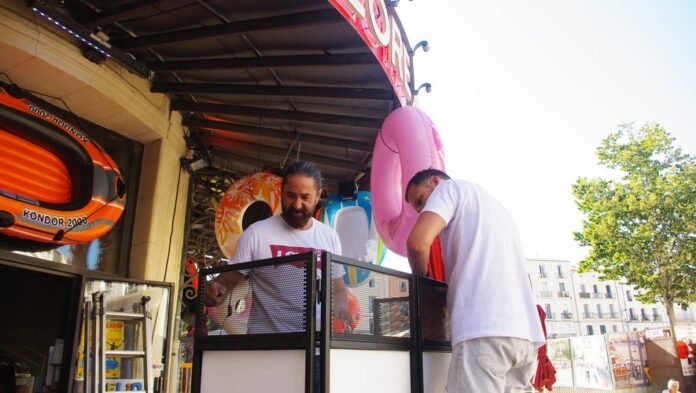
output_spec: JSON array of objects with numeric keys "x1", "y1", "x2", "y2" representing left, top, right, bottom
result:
[{"x1": 0, "y1": 83, "x2": 126, "y2": 246}]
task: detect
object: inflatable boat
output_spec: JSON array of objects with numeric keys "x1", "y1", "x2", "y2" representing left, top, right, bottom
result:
[{"x1": 0, "y1": 83, "x2": 126, "y2": 246}]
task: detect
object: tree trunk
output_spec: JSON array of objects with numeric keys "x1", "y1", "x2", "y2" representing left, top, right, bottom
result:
[{"x1": 665, "y1": 298, "x2": 685, "y2": 379}]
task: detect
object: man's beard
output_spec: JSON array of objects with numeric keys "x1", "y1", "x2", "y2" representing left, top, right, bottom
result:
[{"x1": 282, "y1": 205, "x2": 313, "y2": 228}]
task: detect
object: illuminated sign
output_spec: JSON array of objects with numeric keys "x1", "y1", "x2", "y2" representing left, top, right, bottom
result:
[{"x1": 330, "y1": 0, "x2": 413, "y2": 105}]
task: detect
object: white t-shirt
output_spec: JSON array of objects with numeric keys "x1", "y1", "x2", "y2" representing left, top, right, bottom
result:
[
  {"x1": 422, "y1": 179, "x2": 545, "y2": 346},
  {"x1": 230, "y1": 215, "x2": 343, "y2": 334}
]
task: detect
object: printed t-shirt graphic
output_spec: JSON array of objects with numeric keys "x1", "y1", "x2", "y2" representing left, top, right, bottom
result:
[{"x1": 229, "y1": 215, "x2": 342, "y2": 334}]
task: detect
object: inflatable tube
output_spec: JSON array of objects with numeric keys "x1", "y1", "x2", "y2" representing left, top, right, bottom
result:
[
  {"x1": 207, "y1": 277, "x2": 253, "y2": 335},
  {"x1": 320, "y1": 191, "x2": 386, "y2": 286},
  {"x1": 0, "y1": 84, "x2": 127, "y2": 246},
  {"x1": 214, "y1": 172, "x2": 282, "y2": 258},
  {"x1": 371, "y1": 106, "x2": 446, "y2": 256}
]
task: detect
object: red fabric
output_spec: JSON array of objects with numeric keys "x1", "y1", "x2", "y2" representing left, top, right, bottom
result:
[
  {"x1": 532, "y1": 305, "x2": 557, "y2": 391},
  {"x1": 677, "y1": 340, "x2": 689, "y2": 359},
  {"x1": 428, "y1": 236, "x2": 445, "y2": 281}
]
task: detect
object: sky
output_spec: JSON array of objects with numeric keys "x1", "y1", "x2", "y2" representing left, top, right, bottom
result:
[{"x1": 382, "y1": 1, "x2": 696, "y2": 271}]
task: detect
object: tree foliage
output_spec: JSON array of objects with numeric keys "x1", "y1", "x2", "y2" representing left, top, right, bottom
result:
[{"x1": 573, "y1": 123, "x2": 695, "y2": 314}]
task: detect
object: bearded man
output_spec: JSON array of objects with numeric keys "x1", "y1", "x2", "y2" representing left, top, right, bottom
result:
[{"x1": 204, "y1": 160, "x2": 350, "y2": 334}]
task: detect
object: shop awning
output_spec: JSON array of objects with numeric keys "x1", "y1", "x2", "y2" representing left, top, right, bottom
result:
[{"x1": 31, "y1": 0, "x2": 416, "y2": 191}]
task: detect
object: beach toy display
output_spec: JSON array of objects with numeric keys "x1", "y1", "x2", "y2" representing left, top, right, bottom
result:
[
  {"x1": 0, "y1": 83, "x2": 127, "y2": 246},
  {"x1": 214, "y1": 172, "x2": 282, "y2": 258},
  {"x1": 320, "y1": 190, "x2": 385, "y2": 286},
  {"x1": 371, "y1": 106, "x2": 446, "y2": 256}
]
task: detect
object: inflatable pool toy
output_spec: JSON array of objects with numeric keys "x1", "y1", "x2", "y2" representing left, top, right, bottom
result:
[
  {"x1": 371, "y1": 106, "x2": 446, "y2": 256},
  {"x1": 215, "y1": 172, "x2": 282, "y2": 258},
  {"x1": 0, "y1": 83, "x2": 126, "y2": 246},
  {"x1": 320, "y1": 190, "x2": 385, "y2": 286},
  {"x1": 207, "y1": 277, "x2": 253, "y2": 335}
]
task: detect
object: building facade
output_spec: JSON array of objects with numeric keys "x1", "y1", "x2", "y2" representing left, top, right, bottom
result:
[{"x1": 526, "y1": 258, "x2": 696, "y2": 339}]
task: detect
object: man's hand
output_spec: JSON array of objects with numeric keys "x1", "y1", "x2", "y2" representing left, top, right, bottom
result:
[
  {"x1": 203, "y1": 271, "x2": 243, "y2": 306},
  {"x1": 332, "y1": 277, "x2": 355, "y2": 331}
]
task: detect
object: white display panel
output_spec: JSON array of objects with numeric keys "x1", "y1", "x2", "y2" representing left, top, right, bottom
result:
[
  {"x1": 200, "y1": 350, "x2": 305, "y2": 393},
  {"x1": 329, "y1": 349, "x2": 410, "y2": 393},
  {"x1": 423, "y1": 351, "x2": 451, "y2": 393}
]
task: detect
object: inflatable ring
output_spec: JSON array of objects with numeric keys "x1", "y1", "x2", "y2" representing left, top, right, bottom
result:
[
  {"x1": 207, "y1": 278, "x2": 253, "y2": 335},
  {"x1": 215, "y1": 172, "x2": 282, "y2": 258},
  {"x1": 320, "y1": 191, "x2": 386, "y2": 286},
  {"x1": 0, "y1": 83, "x2": 127, "y2": 246},
  {"x1": 371, "y1": 106, "x2": 446, "y2": 256}
]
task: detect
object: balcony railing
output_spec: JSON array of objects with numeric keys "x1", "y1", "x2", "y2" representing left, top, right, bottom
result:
[
  {"x1": 592, "y1": 292, "x2": 604, "y2": 299},
  {"x1": 652, "y1": 315, "x2": 662, "y2": 322},
  {"x1": 629, "y1": 315, "x2": 639, "y2": 321},
  {"x1": 539, "y1": 271, "x2": 548, "y2": 278},
  {"x1": 561, "y1": 312, "x2": 573, "y2": 319},
  {"x1": 539, "y1": 290, "x2": 553, "y2": 298},
  {"x1": 605, "y1": 292, "x2": 614, "y2": 299},
  {"x1": 557, "y1": 272, "x2": 565, "y2": 279},
  {"x1": 597, "y1": 312, "x2": 604, "y2": 319},
  {"x1": 579, "y1": 292, "x2": 591, "y2": 298},
  {"x1": 558, "y1": 291, "x2": 570, "y2": 298},
  {"x1": 641, "y1": 315, "x2": 650, "y2": 321},
  {"x1": 609, "y1": 312, "x2": 619, "y2": 319},
  {"x1": 583, "y1": 312, "x2": 597, "y2": 319},
  {"x1": 546, "y1": 312, "x2": 556, "y2": 320}
]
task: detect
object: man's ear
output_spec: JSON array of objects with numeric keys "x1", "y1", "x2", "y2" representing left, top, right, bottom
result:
[{"x1": 431, "y1": 176, "x2": 442, "y2": 186}]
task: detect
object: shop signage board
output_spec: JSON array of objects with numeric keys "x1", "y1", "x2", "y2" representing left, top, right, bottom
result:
[{"x1": 330, "y1": 0, "x2": 414, "y2": 106}]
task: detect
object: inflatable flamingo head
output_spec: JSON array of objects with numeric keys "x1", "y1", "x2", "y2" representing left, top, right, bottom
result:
[{"x1": 370, "y1": 106, "x2": 446, "y2": 256}]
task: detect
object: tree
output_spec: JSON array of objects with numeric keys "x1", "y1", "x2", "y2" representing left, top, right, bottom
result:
[{"x1": 572, "y1": 122, "x2": 695, "y2": 344}]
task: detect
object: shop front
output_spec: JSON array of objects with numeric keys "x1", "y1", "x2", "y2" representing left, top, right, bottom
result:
[{"x1": 0, "y1": 0, "x2": 425, "y2": 391}]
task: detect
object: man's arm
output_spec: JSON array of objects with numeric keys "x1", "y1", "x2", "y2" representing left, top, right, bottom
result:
[
  {"x1": 332, "y1": 277, "x2": 353, "y2": 327},
  {"x1": 407, "y1": 212, "x2": 446, "y2": 276}
]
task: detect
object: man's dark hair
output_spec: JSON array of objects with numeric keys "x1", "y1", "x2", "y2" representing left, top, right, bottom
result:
[
  {"x1": 405, "y1": 168, "x2": 451, "y2": 202},
  {"x1": 282, "y1": 160, "x2": 323, "y2": 190}
]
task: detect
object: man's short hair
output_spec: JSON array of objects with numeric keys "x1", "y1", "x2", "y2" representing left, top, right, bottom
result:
[
  {"x1": 282, "y1": 160, "x2": 322, "y2": 190},
  {"x1": 405, "y1": 169, "x2": 451, "y2": 202}
]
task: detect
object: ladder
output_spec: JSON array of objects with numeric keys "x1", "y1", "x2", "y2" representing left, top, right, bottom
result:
[{"x1": 83, "y1": 292, "x2": 154, "y2": 393}]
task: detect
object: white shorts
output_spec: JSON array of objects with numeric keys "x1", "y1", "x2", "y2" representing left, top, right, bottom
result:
[{"x1": 447, "y1": 336, "x2": 537, "y2": 393}]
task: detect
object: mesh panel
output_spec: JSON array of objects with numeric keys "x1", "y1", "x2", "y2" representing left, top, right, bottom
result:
[
  {"x1": 419, "y1": 279, "x2": 450, "y2": 343},
  {"x1": 330, "y1": 262, "x2": 410, "y2": 338},
  {"x1": 202, "y1": 260, "x2": 308, "y2": 336}
]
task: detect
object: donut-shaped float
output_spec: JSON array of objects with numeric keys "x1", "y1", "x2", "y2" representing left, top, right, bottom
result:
[
  {"x1": 320, "y1": 191, "x2": 386, "y2": 286},
  {"x1": 371, "y1": 106, "x2": 446, "y2": 256},
  {"x1": 214, "y1": 172, "x2": 282, "y2": 258},
  {"x1": 0, "y1": 83, "x2": 126, "y2": 247},
  {"x1": 207, "y1": 277, "x2": 253, "y2": 335}
]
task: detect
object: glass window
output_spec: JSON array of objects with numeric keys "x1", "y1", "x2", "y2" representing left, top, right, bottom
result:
[
  {"x1": 76, "y1": 280, "x2": 171, "y2": 390},
  {"x1": 587, "y1": 325, "x2": 594, "y2": 335},
  {"x1": 599, "y1": 325, "x2": 606, "y2": 334},
  {"x1": 3, "y1": 92, "x2": 142, "y2": 276}
]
